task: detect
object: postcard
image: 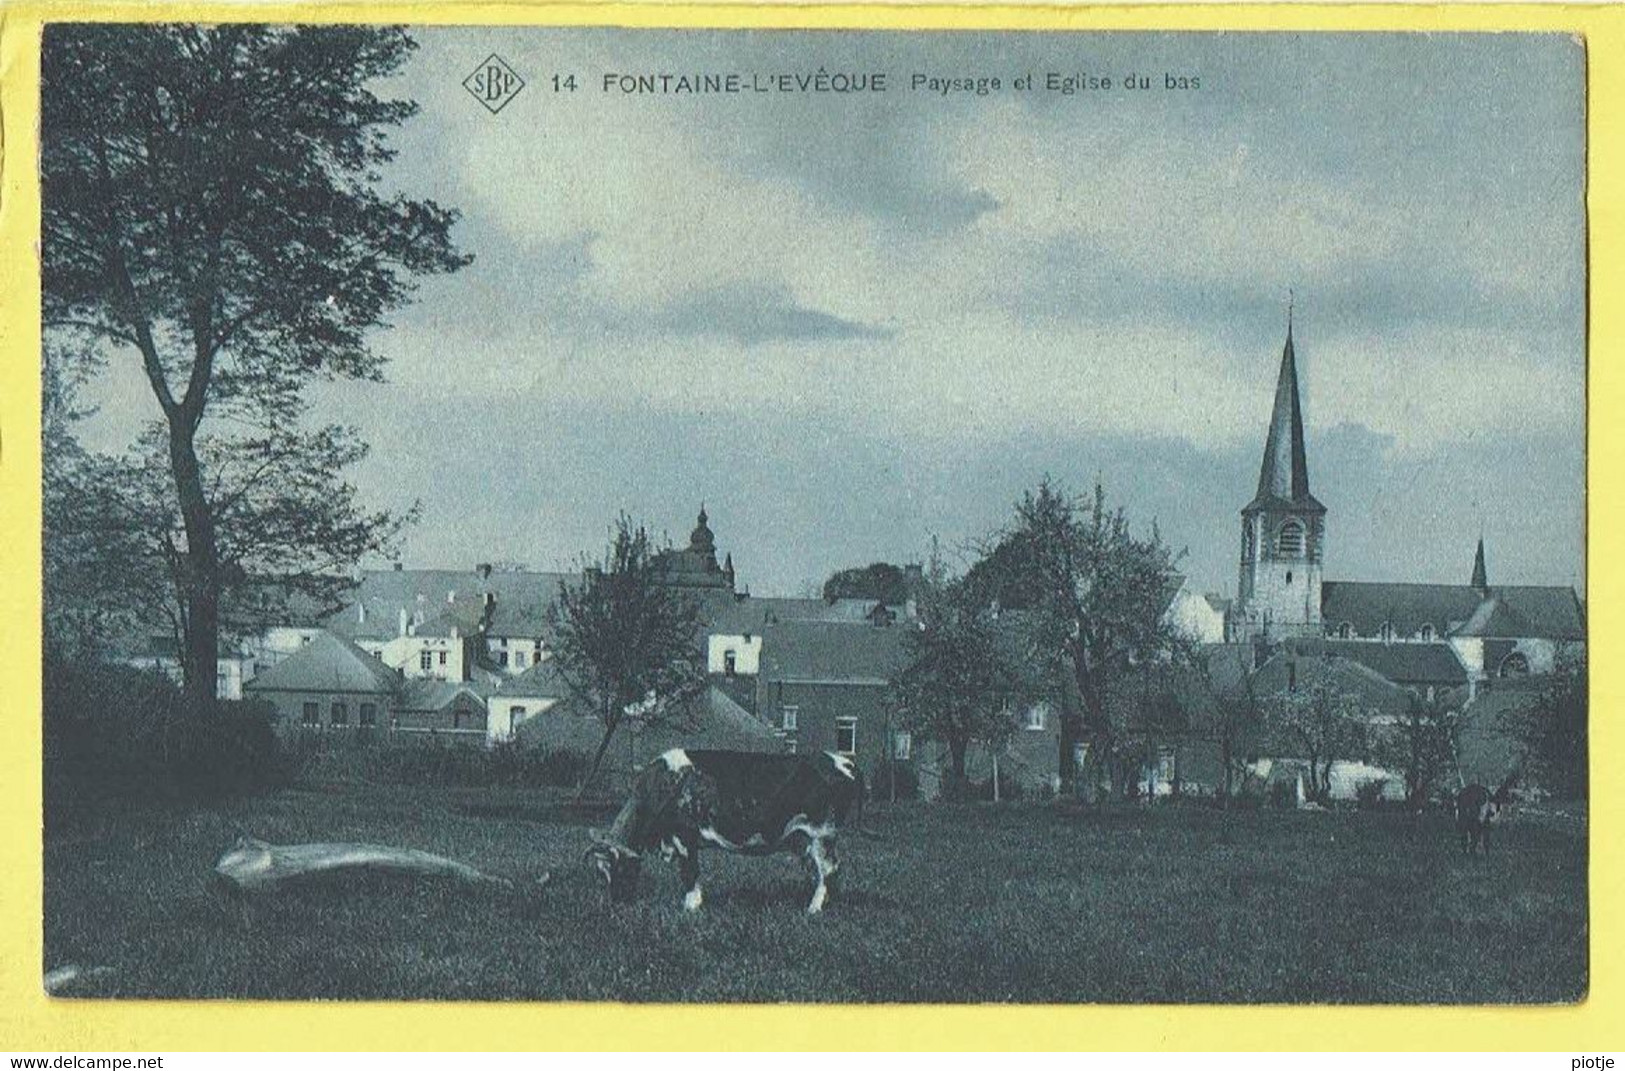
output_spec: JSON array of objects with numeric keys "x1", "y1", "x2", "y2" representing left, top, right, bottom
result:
[{"x1": 12, "y1": 10, "x2": 1599, "y2": 1043}]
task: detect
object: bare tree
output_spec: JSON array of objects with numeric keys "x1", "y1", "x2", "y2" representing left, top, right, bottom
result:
[
  {"x1": 549, "y1": 517, "x2": 707, "y2": 794},
  {"x1": 1264, "y1": 676, "x2": 1368, "y2": 803}
]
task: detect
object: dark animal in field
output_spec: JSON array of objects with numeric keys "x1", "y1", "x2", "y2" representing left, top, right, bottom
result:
[
  {"x1": 1454, "y1": 783, "x2": 1510, "y2": 854},
  {"x1": 585, "y1": 748, "x2": 866, "y2": 913}
]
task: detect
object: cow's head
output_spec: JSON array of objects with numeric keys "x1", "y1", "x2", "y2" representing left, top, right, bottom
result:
[{"x1": 585, "y1": 830, "x2": 642, "y2": 902}]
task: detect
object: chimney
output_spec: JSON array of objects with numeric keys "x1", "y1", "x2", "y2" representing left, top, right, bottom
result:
[
  {"x1": 358, "y1": 602, "x2": 368, "y2": 625},
  {"x1": 393, "y1": 562, "x2": 403, "y2": 572}
]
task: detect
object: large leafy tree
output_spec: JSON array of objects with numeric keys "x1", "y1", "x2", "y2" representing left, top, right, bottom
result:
[
  {"x1": 968, "y1": 478, "x2": 1186, "y2": 796},
  {"x1": 1372, "y1": 691, "x2": 1457, "y2": 809},
  {"x1": 890, "y1": 550, "x2": 1035, "y2": 796},
  {"x1": 549, "y1": 517, "x2": 708, "y2": 793},
  {"x1": 1505, "y1": 649, "x2": 1588, "y2": 799},
  {"x1": 823, "y1": 562, "x2": 912, "y2": 605},
  {"x1": 42, "y1": 25, "x2": 467, "y2": 702}
]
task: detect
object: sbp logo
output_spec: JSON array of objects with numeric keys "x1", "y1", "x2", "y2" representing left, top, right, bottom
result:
[{"x1": 463, "y1": 54, "x2": 525, "y2": 114}]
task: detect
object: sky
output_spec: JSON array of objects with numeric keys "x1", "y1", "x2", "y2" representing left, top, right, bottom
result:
[{"x1": 80, "y1": 29, "x2": 1587, "y2": 598}]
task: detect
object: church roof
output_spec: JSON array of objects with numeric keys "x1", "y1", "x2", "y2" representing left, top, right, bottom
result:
[
  {"x1": 1278, "y1": 637, "x2": 1469, "y2": 687},
  {"x1": 1245, "y1": 323, "x2": 1325, "y2": 514},
  {"x1": 1321, "y1": 581, "x2": 1585, "y2": 641},
  {"x1": 245, "y1": 631, "x2": 400, "y2": 696},
  {"x1": 1456, "y1": 588, "x2": 1586, "y2": 640}
]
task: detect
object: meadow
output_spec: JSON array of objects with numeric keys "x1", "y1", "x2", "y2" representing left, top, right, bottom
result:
[{"x1": 42, "y1": 784, "x2": 1587, "y2": 1004}]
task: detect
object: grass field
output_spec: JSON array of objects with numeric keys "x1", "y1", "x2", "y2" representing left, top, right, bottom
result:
[{"x1": 43, "y1": 783, "x2": 1587, "y2": 1003}]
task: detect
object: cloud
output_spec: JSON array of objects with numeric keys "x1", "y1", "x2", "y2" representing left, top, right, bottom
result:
[{"x1": 630, "y1": 282, "x2": 893, "y2": 346}]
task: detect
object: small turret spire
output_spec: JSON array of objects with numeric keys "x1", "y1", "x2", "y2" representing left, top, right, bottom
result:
[{"x1": 1471, "y1": 537, "x2": 1489, "y2": 592}]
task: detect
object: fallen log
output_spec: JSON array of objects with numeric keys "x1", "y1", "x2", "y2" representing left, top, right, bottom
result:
[{"x1": 213, "y1": 836, "x2": 542, "y2": 896}]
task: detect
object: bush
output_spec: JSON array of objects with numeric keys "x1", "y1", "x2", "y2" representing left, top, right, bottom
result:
[
  {"x1": 358, "y1": 741, "x2": 587, "y2": 790},
  {"x1": 1269, "y1": 779, "x2": 1297, "y2": 809},
  {"x1": 44, "y1": 657, "x2": 295, "y2": 812},
  {"x1": 1355, "y1": 778, "x2": 1390, "y2": 811}
]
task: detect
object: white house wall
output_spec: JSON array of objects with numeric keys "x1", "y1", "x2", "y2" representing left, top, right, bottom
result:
[{"x1": 707, "y1": 634, "x2": 763, "y2": 676}]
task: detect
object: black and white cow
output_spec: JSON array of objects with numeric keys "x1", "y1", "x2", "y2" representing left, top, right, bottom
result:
[
  {"x1": 1454, "y1": 782, "x2": 1509, "y2": 855},
  {"x1": 584, "y1": 748, "x2": 865, "y2": 913}
]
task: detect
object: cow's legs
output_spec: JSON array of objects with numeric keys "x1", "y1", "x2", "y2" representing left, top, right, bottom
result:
[
  {"x1": 677, "y1": 833, "x2": 703, "y2": 911},
  {"x1": 805, "y1": 836, "x2": 836, "y2": 914}
]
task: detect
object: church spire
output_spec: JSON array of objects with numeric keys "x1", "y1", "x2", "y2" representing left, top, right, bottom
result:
[
  {"x1": 1254, "y1": 312, "x2": 1315, "y2": 506},
  {"x1": 1471, "y1": 537, "x2": 1489, "y2": 592}
]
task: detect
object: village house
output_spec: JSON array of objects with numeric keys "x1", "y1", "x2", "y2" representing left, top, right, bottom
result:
[{"x1": 243, "y1": 630, "x2": 400, "y2": 733}]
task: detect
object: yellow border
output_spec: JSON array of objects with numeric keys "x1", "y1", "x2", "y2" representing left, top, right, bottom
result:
[{"x1": 1, "y1": 2, "x2": 1616, "y2": 1051}]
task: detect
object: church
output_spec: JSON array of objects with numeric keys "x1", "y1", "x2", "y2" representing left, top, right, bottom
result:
[{"x1": 1225, "y1": 315, "x2": 1586, "y2": 693}]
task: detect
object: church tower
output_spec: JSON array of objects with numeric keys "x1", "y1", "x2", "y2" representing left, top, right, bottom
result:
[{"x1": 1235, "y1": 312, "x2": 1326, "y2": 641}]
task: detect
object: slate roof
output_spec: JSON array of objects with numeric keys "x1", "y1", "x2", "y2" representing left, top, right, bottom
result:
[
  {"x1": 1457, "y1": 588, "x2": 1586, "y2": 640},
  {"x1": 1320, "y1": 581, "x2": 1585, "y2": 641},
  {"x1": 1278, "y1": 638, "x2": 1469, "y2": 687},
  {"x1": 244, "y1": 631, "x2": 400, "y2": 695},
  {"x1": 1245, "y1": 326, "x2": 1326, "y2": 515},
  {"x1": 397, "y1": 678, "x2": 489, "y2": 713},
  {"x1": 320, "y1": 568, "x2": 572, "y2": 641},
  {"x1": 493, "y1": 658, "x2": 572, "y2": 700},
  {"x1": 757, "y1": 621, "x2": 914, "y2": 684},
  {"x1": 704, "y1": 596, "x2": 908, "y2": 634},
  {"x1": 688, "y1": 685, "x2": 779, "y2": 748}
]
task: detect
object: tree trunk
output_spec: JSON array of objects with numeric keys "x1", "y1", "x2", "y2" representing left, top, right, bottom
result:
[
  {"x1": 1220, "y1": 736, "x2": 1234, "y2": 810},
  {"x1": 577, "y1": 711, "x2": 620, "y2": 800},
  {"x1": 948, "y1": 736, "x2": 969, "y2": 799},
  {"x1": 168, "y1": 417, "x2": 222, "y2": 708}
]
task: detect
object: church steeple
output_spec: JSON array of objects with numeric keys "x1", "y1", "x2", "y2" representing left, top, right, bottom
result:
[
  {"x1": 1251, "y1": 314, "x2": 1320, "y2": 510},
  {"x1": 1471, "y1": 537, "x2": 1489, "y2": 593},
  {"x1": 1233, "y1": 304, "x2": 1326, "y2": 642}
]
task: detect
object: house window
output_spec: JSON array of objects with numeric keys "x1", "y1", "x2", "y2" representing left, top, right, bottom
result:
[
  {"x1": 1278, "y1": 520, "x2": 1305, "y2": 558},
  {"x1": 835, "y1": 717, "x2": 858, "y2": 755},
  {"x1": 1241, "y1": 519, "x2": 1255, "y2": 561},
  {"x1": 419, "y1": 651, "x2": 433, "y2": 672},
  {"x1": 330, "y1": 702, "x2": 348, "y2": 726},
  {"x1": 783, "y1": 736, "x2": 797, "y2": 755},
  {"x1": 724, "y1": 650, "x2": 737, "y2": 677},
  {"x1": 1336, "y1": 622, "x2": 1352, "y2": 639},
  {"x1": 1025, "y1": 704, "x2": 1047, "y2": 731},
  {"x1": 515, "y1": 651, "x2": 527, "y2": 669},
  {"x1": 1379, "y1": 622, "x2": 1395, "y2": 644},
  {"x1": 359, "y1": 702, "x2": 377, "y2": 727},
  {"x1": 1500, "y1": 652, "x2": 1531, "y2": 677},
  {"x1": 1157, "y1": 747, "x2": 1176, "y2": 784},
  {"x1": 438, "y1": 651, "x2": 447, "y2": 666},
  {"x1": 893, "y1": 730, "x2": 913, "y2": 760},
  {"x1": 1425, "y1": 686, "x2": 1436, "y2": 703},
  {"x1": 512, "y1": 705, "x2": 527, "y2": 718},
  {"x1": 301, "y1": 702, "x2": 319, "y2": 727},
  {"x1": 1419, "y1": 624, "x2": 1436, "y2": 642},
  {"x1": 781, "y1": 706, "x2": 799, "y2": 732},
  {"x1": 497, "y1": 651, "x2": 509, "y2": 667}
]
